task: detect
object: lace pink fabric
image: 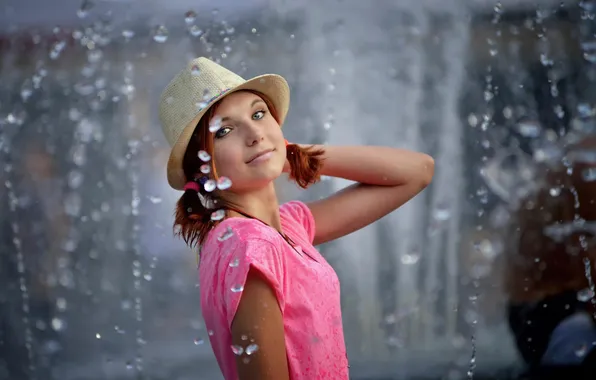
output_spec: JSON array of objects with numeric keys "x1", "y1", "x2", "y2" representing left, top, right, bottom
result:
[{"x1": 199, "y1": 201, "x2": 349, "y2": 379}]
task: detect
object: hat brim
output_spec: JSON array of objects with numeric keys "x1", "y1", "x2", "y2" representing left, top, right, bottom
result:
[{"x1": 166, "y1": 74, "x2": 290, "y2": 190}]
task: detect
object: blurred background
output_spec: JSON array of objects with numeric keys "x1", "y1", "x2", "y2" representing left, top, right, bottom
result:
[{"x1": 1, "y1": 0, "x2": 595, "y2": 379}]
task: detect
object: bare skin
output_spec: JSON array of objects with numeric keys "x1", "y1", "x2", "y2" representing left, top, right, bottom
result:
[{"x1": 232, "y1": 269, "x2": 290, "y2": 380}]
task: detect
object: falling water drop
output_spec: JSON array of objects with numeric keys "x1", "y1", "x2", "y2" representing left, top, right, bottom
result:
[
  {"x1": 231, "y1": 345, "x2": 244, "y2": 355},
  {"x1": 194, "y1": 337, "x2": 204, "y2": 345},
  {"x1": 122, "y1": 29, "x2": 135, "y2": 39},
  {"x1": 152, "y1": 26, "x2": 169, "y2": 43},
  {"x1": 581, "y1": 168, "x2": 596, "y2": 182},
  {"x1": 198, "y1": 150, "x2": 211, "y2": 162},
  {"x1": 581, "y1": 40, "x2": 596, "y2": 63},
  {"x1": 400, "y1": 251, "x2": 420, "y2": 265},
  {"x1": 191, "y1": 65, "x2": 201, "y2": 76},
  {"x1": 216, "y1": 177, "x2": 232, "y2": 190},
  {"x1": 433, "y1": 204, "x2": 451, "y2": 222},
  {"x1": 515, "y1": 120, "x2": 541, "y2": 138},
  {"x1": 229, "y1": 258, "x2": 240, "y2": 267},
  {"x1": 200, "y1": 164, "x2": 211, "y2": 174},
  {"x1": 209, "y1": 116, "x2": 222, "y2": 133},
  {"x1": 189, "y1": 25, "x2": 203, "y2": 37},
  {"x1": 204, "y1": 179, "x2": 216, "y2": 192},
  {"x1": 51, "y1": 317, "x2": 66, "y2": 331},
  {"x1": 231, "y1": 284, "x2": 244, "y2": 293},
  {"x1": 76, "y1": 0, "x2": 94, "y2": 18},
  {"x1": 185, "y1": 10, "x2": 197, "y2": 25},
  {"x1": 577, "y1": 288, "x2": 594, "y2": 302},
  {"x1": 218, "y1": 226, "x2": 235, "y2": 242},
  {"x1": 210, "y1": 209, "x2": 226, "y2": 221},
  {"x1": 245, "y1": 343, "x2": 259, "y2": 355}
]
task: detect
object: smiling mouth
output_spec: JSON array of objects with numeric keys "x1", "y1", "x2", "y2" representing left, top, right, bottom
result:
[{"x1": 246, "y1": 149, "x2": 275, "y2": 164}]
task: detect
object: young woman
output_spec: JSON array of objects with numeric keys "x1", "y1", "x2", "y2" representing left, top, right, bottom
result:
[{"x1": 158, "y1": 57, "x2": 434, "y2": 379}]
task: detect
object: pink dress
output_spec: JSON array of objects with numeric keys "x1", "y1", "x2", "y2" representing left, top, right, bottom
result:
[{"x1": 199, "y1": 201, "x2": 349, "y2": 379}]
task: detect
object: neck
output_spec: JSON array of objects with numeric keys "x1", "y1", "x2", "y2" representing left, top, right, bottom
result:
[{"x1": 224, "y1": 183, "x2": 282, "y2": 230}]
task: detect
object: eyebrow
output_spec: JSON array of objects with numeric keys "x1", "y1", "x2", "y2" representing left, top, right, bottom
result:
[{"x1": 220, "y1": 99, "x2": 266, "y2": 122}]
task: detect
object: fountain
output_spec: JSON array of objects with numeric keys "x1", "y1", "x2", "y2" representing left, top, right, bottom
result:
[{"x1": 0, "y1": 0, "x2": 594, "y2": 379}]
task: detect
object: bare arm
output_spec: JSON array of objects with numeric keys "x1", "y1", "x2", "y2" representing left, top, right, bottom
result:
[
  {"x1": 231, "y1": 268, "x2": 290, "y2": 380},
  {"x1": 303, "y1": 145, "x2": 434, "y2": 245}
]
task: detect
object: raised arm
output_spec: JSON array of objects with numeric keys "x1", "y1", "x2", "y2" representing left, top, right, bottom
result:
[
  {"x1": 231, "y1": 268, "x2": 290, "y2": 380},
  {"x1": 303, "y1": 144, "x2": 434, "y2": 245}
]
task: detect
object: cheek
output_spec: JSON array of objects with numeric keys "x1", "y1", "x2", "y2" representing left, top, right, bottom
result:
[{"x1": 213, "y1": 148, "x2": 242, "y2": 177}]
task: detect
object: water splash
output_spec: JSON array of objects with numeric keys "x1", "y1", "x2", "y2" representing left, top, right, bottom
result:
[{"x1": 2, "y1": 137, "x2": 36, "y2": 378}]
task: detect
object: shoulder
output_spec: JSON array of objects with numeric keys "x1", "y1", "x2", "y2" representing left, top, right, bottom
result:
[
  {"x1": 280, "y1": 200, "x2": 315, "y2": 243},
  {"x1": 279, "y1": 200, "x2": 311, "y2": 219},
  {"x1": 201, "y1": 218, "x2": 283, "y2": 265}
]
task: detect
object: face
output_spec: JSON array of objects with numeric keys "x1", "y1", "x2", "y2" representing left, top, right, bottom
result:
[{"x1": 210, "y1": 91, "x2": 286, "y2": 193}]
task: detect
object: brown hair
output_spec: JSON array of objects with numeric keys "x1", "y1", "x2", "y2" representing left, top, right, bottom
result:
[
  {"x1": 173, "y1": 90, "x2": 325, "y2": 248},
  {"x1": 504, "y1": 147, "x2": 596, "y2": 303}
]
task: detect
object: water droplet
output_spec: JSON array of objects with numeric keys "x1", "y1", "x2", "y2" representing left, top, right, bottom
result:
[
  {"x1": 211, "y1": 209, "x2": 225, "y2": 221},
  {"x1": 577, "y1": 288, "x2": 594, "y2": 302},
  {"x1": 147, "y1": 196, "x2": 162, "y2": 204},
  {"x1": 218, "y1": 227, "x2": 234, "y2": 242},
  {"x1": 152, "y1": 26, "x2": 169, "y2": 43},
  {"x1": 401, "y1": 253, "x2": 420, "y2": 265},
  {"x1": 122, "y1": 29, "x2": 135, "y2": 39},
  {"x1": 433, "y1": 204, "x2": 451, "y2": 221},
  {"x1": 96, "y1": 333, "x2": 101, "y2": 339},
  {"x1": 191, "y1": 65, "x2": 201, "y2": 76},
  {"x1": 217, "y1": 177, "x2": 232, "y2": 190},
  {"x1": 76, "y1": 0, "x2": 94, "y2": 18},
  {"x1": 208, "y1": 330, "x2": 214, "y2": 336},
  {"x1": 204, "y1": 179, "x2": 216, "y2": 192},
  {"x1": 55, "y1": 298, "x2": 67, "y2": 311},
  {"x1": 209, "y1": 116, "x2": 222, "y2": 133},
  {"x1": 231, "y1": 284, "x2": 244, "y2": 293},
  {"x1": 200, "y1": 164, "x2": 211, "y2": 174},
  {"x1": 549, "y1": 187, "x2": 561, "y2": 197},
  {"x1": 245, "y1": 343, "x2": 259, "y2": 355},
  {"x1": 67, "y1": 170, "x2": 84, "y2": 189},
  {"x1": 194, "y1": 337, "x2": 204, "y2": 345},
  {"x1": 189, "y1": 25, "x2": 203, "y2": 37},
  {"x1": 231, "y1": 345, "x2": 244, "y2": 355},
  {"x1": 51, "y1": 318, "x2": 66, "y2": 331},
  {"x1": 198, "y1": 150, "x2": 211, "y2": 162},
  {"x1": 516, "y1": 120, "x2": 541, "y2": 138},
  {"x1": 229, "y1": 258, "x2": 240, "y2": 267},
  {"x1": 581, "y1": 40, "x2": 596, "y2": 64},
  {"x1": 575, "y1": 344, "x2": 588, "y2": 357},
  {"x1": 126, "y1": 362, "x2": 133, "y2": 370},
  {"x1": 582, "y1": 168, "x2": 596, "y2": 182},
  {"x1": 184, "y1": 10, "x2": 197, "y2": 25}
]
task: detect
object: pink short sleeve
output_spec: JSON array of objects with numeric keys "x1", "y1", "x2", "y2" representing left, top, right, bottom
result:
[
  {"x1": 280, "y1": 201, "x2": 316, "y2": 243},
  {"x1": 220, "y1": 236, "x2": 285, "y2": 328}
]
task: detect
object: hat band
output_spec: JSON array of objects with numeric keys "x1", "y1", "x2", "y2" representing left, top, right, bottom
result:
[{"x1": 198, "y1": 88, "x2": 233, "y2": 111}]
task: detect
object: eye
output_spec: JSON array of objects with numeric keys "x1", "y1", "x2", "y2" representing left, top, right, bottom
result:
[
  {"x1": 214, "y1": 126, "x2": 232, "y2": 139},
  {"x1": 252, "y1": 110, "x2": 266, "y2": 120}
]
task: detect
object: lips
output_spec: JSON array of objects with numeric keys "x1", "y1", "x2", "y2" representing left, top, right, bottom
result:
[{"x1": 246, "y1": 149, "x2": 275, "y2": 164}]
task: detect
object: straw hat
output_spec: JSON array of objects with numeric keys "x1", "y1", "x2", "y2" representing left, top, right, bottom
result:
[{"x1": 159, "y1": 57, "x2": 290, "y2": 190}]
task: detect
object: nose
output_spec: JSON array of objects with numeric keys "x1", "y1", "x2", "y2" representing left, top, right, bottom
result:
[{"x1": 244, "y1": 120, "x2": 264, "y2": 147}]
